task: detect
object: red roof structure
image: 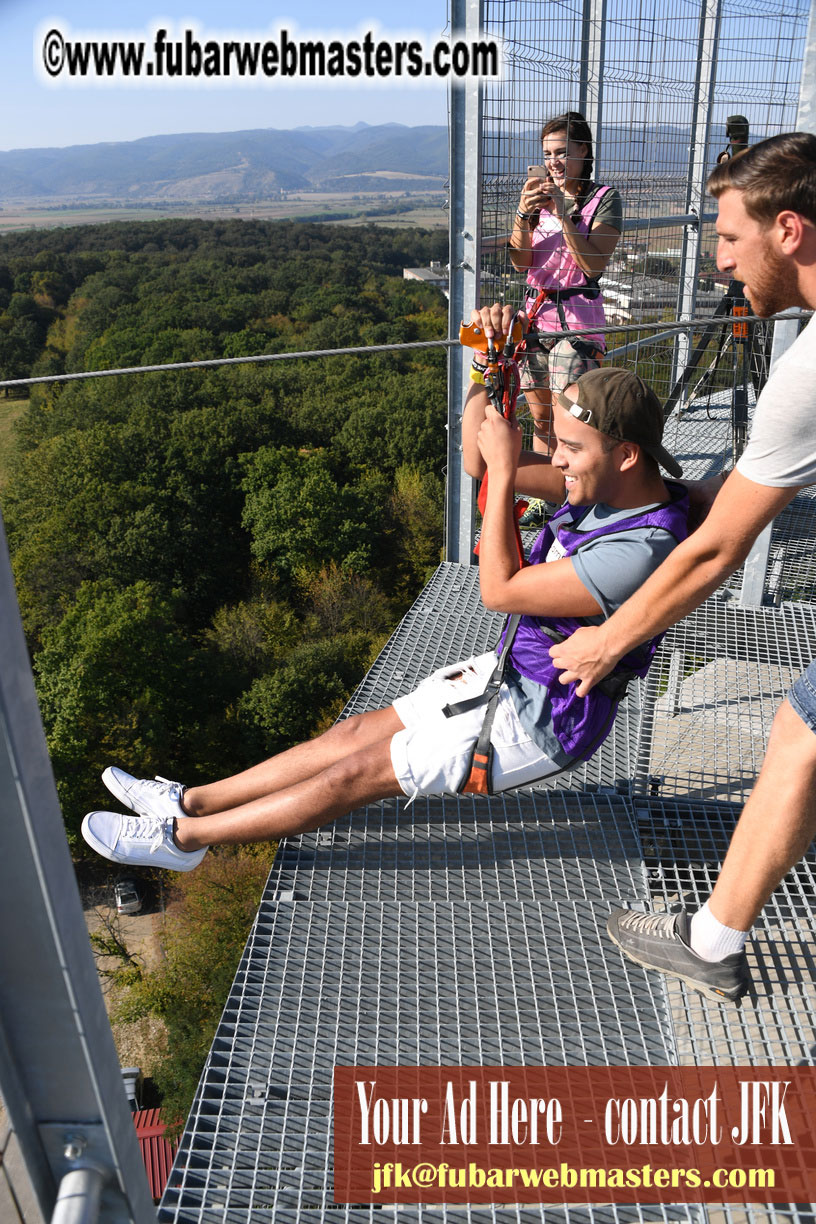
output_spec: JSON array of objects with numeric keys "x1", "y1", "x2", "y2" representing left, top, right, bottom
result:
[{"x1": 133, "y1": 1108, "x2": 177, "y2": 1201}]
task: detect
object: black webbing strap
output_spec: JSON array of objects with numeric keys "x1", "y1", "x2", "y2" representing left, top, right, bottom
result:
[
  {"x1": 533, "y1": 621, "x2": 642, "y2": 702},
  {"x1": 524, "y1": 282, "x2": 603, "y2": 360},
  {"x1": 441, "y1": 614, "x2": 521, "y2": 720},
  {"x1": 440, "y1": 615, "x2": 521, "y2": 796},
  {"x1": 456, "y1": 689, "x2": 502, "y2": 796}
]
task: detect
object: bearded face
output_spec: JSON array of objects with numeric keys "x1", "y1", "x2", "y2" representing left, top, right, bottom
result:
[{"x1": 715, "y1": 188, "x2": 805, "y2": 317}]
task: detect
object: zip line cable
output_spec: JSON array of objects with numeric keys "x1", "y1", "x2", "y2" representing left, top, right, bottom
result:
[{"x1": 0, "y1": 311, "x2": 803, "y2": 391}]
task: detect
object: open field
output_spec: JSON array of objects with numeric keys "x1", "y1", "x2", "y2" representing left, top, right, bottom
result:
[
  {"x1": 0, "y1": 190, "x2": 448, "y2": 234},
  {"x1": 85, "y1": 904, "x2": 168, "y2": 1077}
]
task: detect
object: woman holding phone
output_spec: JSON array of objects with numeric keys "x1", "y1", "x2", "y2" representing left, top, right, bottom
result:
[{"x1": 510, "y1": 112, "x2": 623, "y2": 486}]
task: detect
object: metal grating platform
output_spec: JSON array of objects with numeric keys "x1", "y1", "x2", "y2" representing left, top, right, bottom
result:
[
  {"x1": 639, "y1": 600, "x2": 816, "y2": 803},
  {"x1": 635, "y1": 799, "x2": 816, "y2": 1076},
  {"x1": 637, "y1": 382, "x2": 816, "y2": 604},
  {"x1": 160, "y1": 559, "x2": 816, "y2": 1223},
  {"x1": 662, "y1": 396, "x2": 737, "y2": 482},
  {"x1": 159, "y1": 899, "x2": 680, "y2": 1223},
  {"x1": 264, "y1": 791, "x2": 648, "y2": 904}
]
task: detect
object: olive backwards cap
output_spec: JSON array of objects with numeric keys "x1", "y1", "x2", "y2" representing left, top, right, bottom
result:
[{"x1": 555, "y1": 366, "x2": 683, "y2": 478}]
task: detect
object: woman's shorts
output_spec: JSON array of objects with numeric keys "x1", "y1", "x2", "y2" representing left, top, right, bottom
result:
[
  {"x1": 520, "y1": 336, "x2": 602, "y2": 395},
  {"x1": 390, "y1": 651, "x2": 559, "y2": 797},
  {"x1": 788, "y1": 659, "x2": 816, "y2": 734}
]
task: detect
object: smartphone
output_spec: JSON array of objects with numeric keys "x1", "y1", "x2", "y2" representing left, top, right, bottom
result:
[{"x1": 527, "y1": 164, "x2": 550, "y2": 180}]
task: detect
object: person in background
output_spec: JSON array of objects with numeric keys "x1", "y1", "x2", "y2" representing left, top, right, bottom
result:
[{"x1": 510, "y1": 111, "x2": 623, "y2": 529}]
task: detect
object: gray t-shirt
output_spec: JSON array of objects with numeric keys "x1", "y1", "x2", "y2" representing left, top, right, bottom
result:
[
  {"x1": 505, "y1": 499, "x2": 680, "y2": 764},
  {"x1": 583, "y1": 183, "x2": 623, "y2": 233},
  {"x1": 736, "y1": 313, "x2": 816, "y2": 487}
]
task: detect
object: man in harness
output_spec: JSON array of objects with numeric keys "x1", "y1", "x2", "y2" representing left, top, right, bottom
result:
[{"x1": 81, "y1": 303, "x2": 687, "y2": 875}]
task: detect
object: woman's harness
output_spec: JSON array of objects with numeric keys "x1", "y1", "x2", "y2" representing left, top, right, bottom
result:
[{"x1": 524, "y1": 184, "x2": 613, "y2": 358}]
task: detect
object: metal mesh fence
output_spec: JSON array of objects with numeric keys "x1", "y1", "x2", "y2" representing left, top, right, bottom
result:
[{"x1": 479, "y1": 0, "x2": 809, "y2": 325}]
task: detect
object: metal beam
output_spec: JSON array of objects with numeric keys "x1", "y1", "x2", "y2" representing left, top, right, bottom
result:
[
  {"x1": 673, "y1": 0, "x2": 722, "y2": 394},
  {"x1": 0, "y1": 510, "x2": 155, "y2": 1224},
  {"x1": 445, "y1": 0, "x2": 483, "y2": 564},
  {"x1": 796, "y1": 0, "x2": 816, "y2": 134},
  {"x1": 579, "y1": 0, "x2": 606, "y2": 167}
]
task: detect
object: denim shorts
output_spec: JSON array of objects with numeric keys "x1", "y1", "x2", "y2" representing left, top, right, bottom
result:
[
  {"x1": 788, "y1": 659, "x2": 816, "y2": 734},
  {"x1": 520, "y1": 335, "x2": 602, "y2": 394}
]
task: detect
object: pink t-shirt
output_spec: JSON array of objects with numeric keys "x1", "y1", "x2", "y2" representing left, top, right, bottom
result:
[{"x1": 526, "y1": 183, "x2": 619, "y2": 351}]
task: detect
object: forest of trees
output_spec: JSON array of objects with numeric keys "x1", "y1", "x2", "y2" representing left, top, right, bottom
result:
[
  {"x1": 0, "y1": 218, "x2": 449, "y2": 1121},
  {"x1": 0, "y1": 218, "x2": 449, "y2": 847}
]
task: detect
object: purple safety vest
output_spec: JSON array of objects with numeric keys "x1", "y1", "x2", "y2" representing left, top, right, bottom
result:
[{"x1": 505, "y1": 482, "x2": 689, "y2": 761}]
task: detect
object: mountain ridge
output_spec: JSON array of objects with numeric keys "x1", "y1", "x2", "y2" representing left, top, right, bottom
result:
[
  {"x1": 0, "y1": 120, "x2": 733, "y2": 205},
  {"x1": 0, "y1": 124, "x2": 449, "y2": 203}
]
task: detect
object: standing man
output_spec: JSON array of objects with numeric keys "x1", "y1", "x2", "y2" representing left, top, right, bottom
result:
[{"x1": 550, "y1": 132, "x2": 816, "y2": 1003}]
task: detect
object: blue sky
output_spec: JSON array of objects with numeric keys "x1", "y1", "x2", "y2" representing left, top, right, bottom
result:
[{"x1": 1, "y1": 0, "x2": 450, "y2": 151}]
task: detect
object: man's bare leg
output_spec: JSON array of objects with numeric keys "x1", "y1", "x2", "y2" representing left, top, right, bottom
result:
[
  {"x1": 707, "y1": 698, "x2": 816, "y2": 929},
  {"x1": 182, "y1": 706, "x2": 404, "y2": 817},
  {"x1": 176, "y1": 735, "x2": 403, "y2": 848},
  {"x1": 605, "y1": 697, "x2": 816, "y2": 1001}
]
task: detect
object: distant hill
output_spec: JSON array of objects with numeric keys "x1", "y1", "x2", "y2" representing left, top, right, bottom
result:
[
  {"x1": 0, "y1": 119, "x2": 736, "y2": 207},
  {"x1": 0, "y1": 124, "x2": 449, "y2": 204}
]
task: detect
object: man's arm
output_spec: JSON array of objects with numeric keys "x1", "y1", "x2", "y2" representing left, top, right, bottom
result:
[
  {"x1": 549, "y1": 470, "x2": 800, "y2": 695},
  {"x1": 475, "y1": 401, "x2": 601, "y2": 617},
  {"x1": 462, "y1": 380, "x2": 567, "y2": 500}
]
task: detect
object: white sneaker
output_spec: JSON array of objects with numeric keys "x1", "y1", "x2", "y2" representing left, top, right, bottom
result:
[
  {"x1": 103, "y1": 766, "x2": 186, "y2": 821},
  {"x1": 81, "y1": 811, "x2": 207, "y2": 872}
]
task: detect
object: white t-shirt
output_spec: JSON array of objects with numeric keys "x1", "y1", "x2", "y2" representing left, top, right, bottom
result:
[{"x1": 736, "y1": 313, "x2": 816, "y2": 487}]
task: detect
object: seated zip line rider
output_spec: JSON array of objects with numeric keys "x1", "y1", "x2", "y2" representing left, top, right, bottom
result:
[{"x1": 81, "y1": 302, "x2": 688, "y2": 875}]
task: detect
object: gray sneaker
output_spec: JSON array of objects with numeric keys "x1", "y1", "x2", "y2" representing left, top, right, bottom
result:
[{"x1": 607, "y1": 907, "x2": 750, "y2": 1003}]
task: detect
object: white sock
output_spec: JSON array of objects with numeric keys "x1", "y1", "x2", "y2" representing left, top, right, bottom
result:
[{"x1": 689, "y1": 900, "x2": 748, "y2": 962}]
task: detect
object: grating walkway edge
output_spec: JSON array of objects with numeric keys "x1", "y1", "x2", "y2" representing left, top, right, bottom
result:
[{"x1": 159, "y1": 564, "x2": 816, "y2": 1224}]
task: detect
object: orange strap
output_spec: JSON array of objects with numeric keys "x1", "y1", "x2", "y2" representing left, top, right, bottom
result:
[
  {"x1": 473, "y1": 475, "x2": 528, "y2": 567},
  {"x1": 460, "y1": 745, "x2": 494, "y2": 795}
]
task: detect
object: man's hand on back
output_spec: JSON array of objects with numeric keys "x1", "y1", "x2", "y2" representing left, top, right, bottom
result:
[{"x1": 549, "y1": 626, "x2": 621, "y2": 697}]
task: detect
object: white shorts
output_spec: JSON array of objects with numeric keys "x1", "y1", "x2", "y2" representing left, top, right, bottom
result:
[{"x1": 390, "y1": 651, "x2": 560, "y2": 798}]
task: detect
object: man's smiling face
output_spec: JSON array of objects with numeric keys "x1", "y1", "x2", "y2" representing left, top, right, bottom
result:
[{"x1": 551, "y1": 388, "x2": 623, "y2": 508}]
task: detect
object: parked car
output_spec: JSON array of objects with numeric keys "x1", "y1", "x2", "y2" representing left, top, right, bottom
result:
[{"x1": 114, "y1": 878, "x2": 142, "y2": 915}]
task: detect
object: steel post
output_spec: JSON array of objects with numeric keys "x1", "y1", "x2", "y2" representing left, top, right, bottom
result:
[
  {"x1": 0, "y1": 509, "x2": 155, "y2": 1224},
  {"x1": 579, "y1": 0, "x2": 606, "y2": 167},
  {"x1": 673, "y1": 0, "x2": 722, "y2": 393},
  {"x1": 446, "y1": 0, "x2": 483, "y2": 564}
]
